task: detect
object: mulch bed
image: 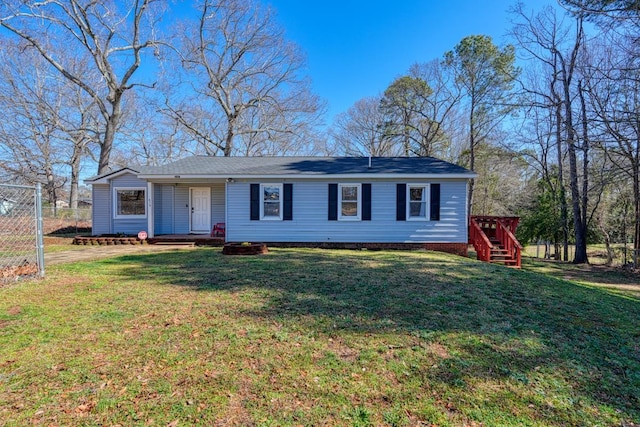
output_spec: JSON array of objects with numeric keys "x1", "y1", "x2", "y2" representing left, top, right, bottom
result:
[{"x1": 222, "y1": 242, "x2": 268, "y2": 255}]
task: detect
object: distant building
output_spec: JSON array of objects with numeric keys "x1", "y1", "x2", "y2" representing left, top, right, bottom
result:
[{"x1": 0, "y1": 197, "x2": 16, "y2": 215}]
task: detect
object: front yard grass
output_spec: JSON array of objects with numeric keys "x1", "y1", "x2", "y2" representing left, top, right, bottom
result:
[
  {"x1": 43, "y1": 236, "x2": 86, "y2": 254},
  {"x1": 1, "y1": 248, "x2": 638, "y2": 426}
]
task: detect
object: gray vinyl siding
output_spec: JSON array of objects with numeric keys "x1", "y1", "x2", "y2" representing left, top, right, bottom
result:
[
  {"x1": 227, "y1": 180, "x2": 468, "y2": 243},
  {"x1": 154, "y1": 184, "x2": 175, "y2": 235},
  {"x1": 110, "y1": 173, "x2": 148, "y2": 235},
  {"x1": 174, "y1": 186, "x2": 189, "y2": 234},
  {"x1": 161, "y1": 185, "x2": 176, "y2": 234},
  {"x1": 154, "y1": 185, "x2": 163, "y2": 234},
  {"x1": 211, "y1": 183, "x2": 225, "y2": 226},
  {"x1": 92, "y1": 184, "x2": 111, "y2": 235}
]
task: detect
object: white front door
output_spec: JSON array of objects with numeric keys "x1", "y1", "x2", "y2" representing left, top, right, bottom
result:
[{"x1": 190, "y1": 188, "x2": 211, "y2": 233}]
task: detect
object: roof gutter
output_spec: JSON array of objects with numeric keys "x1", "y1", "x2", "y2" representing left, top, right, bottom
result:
[{"x1": 136, "y1": 173, "x2": 478, "y2": 180}]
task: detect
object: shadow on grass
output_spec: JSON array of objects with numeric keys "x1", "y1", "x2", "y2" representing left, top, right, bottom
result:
[
  {"x1": 108, "y1": 248, "x2": 639, "y2": 421},
  {"x1": 522, "y1": 257, "x2": 640, "y2": 299}
]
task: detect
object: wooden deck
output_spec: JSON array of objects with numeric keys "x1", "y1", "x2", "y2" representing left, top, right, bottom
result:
[{"x1": 469, "y1": 216, "x2": 522, "y2": 268}]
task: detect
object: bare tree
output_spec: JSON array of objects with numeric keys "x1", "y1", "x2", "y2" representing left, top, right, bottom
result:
[
  {"x1": 57, "y1": 84, "x2": 100, "y2": 209},
  {"x1": 510, "y1": 4, "x2": 595, "y2": 262},
  {"x1": 167, "y1": 0, "x2": 323, "y2": 157},
  {"x1": 330, "y1": 96, "x2": 398, "y2": 156},
  {"x1": 111, "y1": 91, "x2": 195, "y2": 167},
  {"x1": 0, "y1": 0, "x2": 163, "y2": 174},
  {"x1": 332, "y1": 60, "x2": 459, "y2": 159},
  {"x1": 407, "y1": 60, "x2": 461, "y2": 158},
  {"x1": 0, "y1": 38, "x2": 103, "y2": 209},
  {"x1": 0, "y1": 44, "x2": 67, "y2": 204},
  {"x1": 586, "y1": 33, "x2": 640, "y2": 265},
  {"x1": 555, "y1": 17, "x2": 590, "y2": 264}
]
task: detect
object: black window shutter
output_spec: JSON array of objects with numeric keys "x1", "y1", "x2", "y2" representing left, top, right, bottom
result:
[
  {"x1": 362, "y1": 183, "x2": 371, "y2": 221},
  {"x1": 430, "y1": 183, "x2": 441, "y2": 221},
  {"x1": 328, "y1": 183, "x2": 338, "y2": 220},
  {"x1": 396, "y1": 183, "x2": 406, "y2": 221},
  {"x1": 283, "y1": 183, "x2": 293, "y2": 221},
  {"x1": 250, "y1": 183, "x2": 260, "y2": 220}
]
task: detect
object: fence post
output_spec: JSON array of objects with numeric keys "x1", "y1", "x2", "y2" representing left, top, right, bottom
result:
[{"x1": 35, "y1": 183, "x2": 45, "y2": 278}]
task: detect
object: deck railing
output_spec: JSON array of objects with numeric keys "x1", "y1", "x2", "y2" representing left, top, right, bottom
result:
[
  {"x1": 470, "y1": 216, "x2": 522, "y2": 268},
  {"x1": 496, "y1": 219, "x2": 522, "y2": 268},
  {"x1": 469, "y1": 218, "x2": 494, "y2": 262}
]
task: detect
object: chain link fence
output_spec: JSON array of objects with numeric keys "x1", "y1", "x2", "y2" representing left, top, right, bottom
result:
[
  {"x1": 0, "y1": 183, "x2": 44, "y2": 282},
  {"x1": 42, "y1": 206, "x2": 92, "y2": 235}
]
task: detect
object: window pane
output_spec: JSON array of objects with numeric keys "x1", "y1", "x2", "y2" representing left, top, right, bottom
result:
[
  {"x1": 410, "y1": 187, "x2": 424, "y2": 202},
  {"x1": 341, "y1": 186, "x2": 358, "y2": 201},
  {"x1": 409, "y1": 201, "x2": 426, "y2": 217},
  {"x1": 342, "y1": 201, "x2": 358, "y2": 217},
  {"x1": 264, "y1": 201, "x2": 280, "y2": 217},
  {"x1": 263, "y1": 186, "x2": 280, "y2": 201},
  {"x1": 117, "y1": 190, "x2": 145, "y2": 215}
]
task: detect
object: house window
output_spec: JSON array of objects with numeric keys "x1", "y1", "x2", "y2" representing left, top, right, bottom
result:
[
  {"x1": 339, "y1": 183, "x2": 361, "y2": 220},
  {"x1": 114, "y1": 188, "x2": 146, "y2": 218},
  {"x1": 407, "y1": 185, "x2": 429, "y2": 220},
  {"x1": 261, "y1": 184, "x2": 282, "y2": 220}
]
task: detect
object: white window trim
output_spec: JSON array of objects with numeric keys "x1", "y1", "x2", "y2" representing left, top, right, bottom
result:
[
  {"x1": 406, "y1": 184, "x2": 430, "y2": 221},
  {"x1": 338, "y1": 183, "x2": 361, "y2": 221},
  {"x1": 113, "y1": 187, "x2": 147, "y2": 219},
  {"x1": 260, "y1": 183, "x2": 283, "y2": 220}
]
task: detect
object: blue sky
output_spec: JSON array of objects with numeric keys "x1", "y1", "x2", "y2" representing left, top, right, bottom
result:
[{"x1": 267, "y1": 0, "x2": 558, "y2": 124}]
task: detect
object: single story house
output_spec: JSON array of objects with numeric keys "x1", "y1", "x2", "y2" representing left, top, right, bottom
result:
[{"x1": 85, "y1": 156, "x2": 476, "y2": 255}]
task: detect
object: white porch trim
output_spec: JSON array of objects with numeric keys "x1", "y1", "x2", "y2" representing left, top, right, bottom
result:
[{"x1": 147, "y1": 181, "x2": 154, "y2": 238}]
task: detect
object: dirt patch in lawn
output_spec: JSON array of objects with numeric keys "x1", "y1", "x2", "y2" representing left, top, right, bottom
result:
[
  {"x1": 525, "y1": 259, "x2": 640, "y2": 298},
  {"x1": 6, "y1": 306, "x2": 22, "y2": 316},
  {"x1": 561, "y1": 264, "x2": 637, "y2": 285},
  {"x1": 44, "y1": 244, "x2": 197, "y2": 265}
]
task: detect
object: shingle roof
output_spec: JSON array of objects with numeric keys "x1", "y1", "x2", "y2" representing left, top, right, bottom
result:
[
  {"x1": 136, "y1": 156, "x2": 475, "y2": 177},
  {"x1": 84, "y1": 166, "x2": 140, "y2": 183}
]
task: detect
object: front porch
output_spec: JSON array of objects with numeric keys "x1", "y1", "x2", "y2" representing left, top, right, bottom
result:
[
  {"x1": 146, "y1": 181, "x2": 226, "y2": 239},
  {"x1": 148, "y1": 234, "x2": 225, "y2": 246}
]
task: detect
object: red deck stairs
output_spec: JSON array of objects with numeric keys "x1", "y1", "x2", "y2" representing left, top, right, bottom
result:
[{"x1": 469, "y1": 216, "x2": 523, "y2": 268}]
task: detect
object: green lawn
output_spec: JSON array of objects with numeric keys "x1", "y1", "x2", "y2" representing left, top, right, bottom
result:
[
  {"x1": 43, "y1": 236, "x2": 87, "y2": 254},
  {"x1": 1, "y1": 248, "x2": 638, "y2": 426}
]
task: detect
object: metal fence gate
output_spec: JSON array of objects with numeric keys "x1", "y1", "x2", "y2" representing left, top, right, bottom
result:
[{"x1": 0, "y1": 183, "x2": 44, "y2": 282}]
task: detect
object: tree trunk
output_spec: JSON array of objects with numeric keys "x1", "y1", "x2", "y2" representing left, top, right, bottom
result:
[
  {"x1": 559, "y1": 30, "x2": 588, "y2": 264},
  {"x1": 599, "y1": 219, "x2": 614, "y2": 266},
  {"x1": 555, "y1": 101, "x2": 570, "y2": 261},
  {"x1": 69, "y1": 138, "x2": 84, "y2": 210},
  {"x1": 568, "y1": 140, "x2": 588, "y2": 263},
  {"x1": 224, "y1": 116, "x2": 235, "y2": 157},
  {"x1": 467, "y1": 101, "x2": 476, "y2": 218},
  {"x1": 579, "y1": 80, "x2": 591, "y2": 261},
  {"x1": 98, "y1": 100, "x2": 121, "y2": 174},
  {"x1": 634, "y1": 174, "x2": 640, "y2": 267}
]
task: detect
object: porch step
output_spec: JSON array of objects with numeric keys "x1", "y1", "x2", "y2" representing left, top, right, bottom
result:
[
  {"x1": 470, "y1": 215, "x2": 523, "y2": 269},
  {"x1": 151, "y1": 241, "x2": 196, "y2": 247},
  {"x1": 489, "y1": 258, "x2": 518, "y2": 264}
]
